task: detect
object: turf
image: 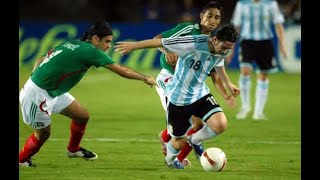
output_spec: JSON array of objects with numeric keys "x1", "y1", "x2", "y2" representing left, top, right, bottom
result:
[{"x1": 19, "y1": 66, "x2": 301, "y2": 180}]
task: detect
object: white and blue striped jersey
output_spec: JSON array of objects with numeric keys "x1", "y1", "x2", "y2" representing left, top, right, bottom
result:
[
  {"x1": 231, "y1": 0, "x2": 284, "y2": 40},
  {"x1": 161, "y1": 35, "x2": 225, "y2": 106}
]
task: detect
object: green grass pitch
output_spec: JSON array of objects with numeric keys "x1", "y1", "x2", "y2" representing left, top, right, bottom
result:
[{"x1": 19, "y1": 66, "x2": 301, "y2": 180}]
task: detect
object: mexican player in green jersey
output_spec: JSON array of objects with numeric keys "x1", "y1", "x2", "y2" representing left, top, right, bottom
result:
[
  {"x1": 19, "y1": 20, "x2": 156, "y2": 167},
  {"x1": 152, "y1": 1, "x2": 235, "y2": 167}
]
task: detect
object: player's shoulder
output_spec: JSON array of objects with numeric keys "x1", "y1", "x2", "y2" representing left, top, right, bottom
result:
[
  {"x1": 193, "y1": 34, "x2": 209, "y2": 42},
  {"x1": 70, "y1": 40, "x2": 96, "y2": 51},
  {"x1": 177, "y1": 22, "x2": 199, "y2": 29}
]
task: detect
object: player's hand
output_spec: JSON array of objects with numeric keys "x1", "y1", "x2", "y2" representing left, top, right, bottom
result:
[
  {"x1": 279, "y1": 43, "x2": 288, "y2": 59},
  {"x1": 227, "y1": 83, "x2": 240, "y2": 97},
  {"x1": 114, "y1": 42, "x2": 135, "y2": 56},
  {"x1": 224, "y1": 94, "x2": 236, "y2": 109},
  {"x1": 165, "y1": 52, "x2": 178, "y2": 65},
  {"x1": 144, "y1": 76, "x2": 157, "y2": 88}
]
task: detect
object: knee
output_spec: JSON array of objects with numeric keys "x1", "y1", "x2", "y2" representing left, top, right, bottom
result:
[
  {"x1": 75, "y1": 111, "x2": 90, "y2": 124},
  {"x1": 218, "y1": 119, "x2": 227, "y2": 133},
  {"x1": 35, "y1": 129, "x2": 51, "y2": 142},
  {"x1": 241, "y1": 67, "x2": 251, "y2": 76},
  {"x1": 208, "y1": 116, "x2": 227, "y2": 134}
]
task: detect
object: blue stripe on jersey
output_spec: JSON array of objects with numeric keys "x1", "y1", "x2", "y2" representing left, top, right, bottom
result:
[
  {"x1": 259, "y1": 4, "x2": 264, "y2": 39},
  {"x1": 249, "y1": 5, "x2": 254, "y2": 39}
]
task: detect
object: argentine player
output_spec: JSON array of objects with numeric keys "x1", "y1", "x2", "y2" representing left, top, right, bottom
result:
[
  {"x1": 153, "y1": 1, "x2": 235, "y2": 166},
  {"x1": 115, "y1": 24, "x2": 240, "y2": 169},
  {"x1": 231, "y1": 0, "x2": 288, "y2": 120}
]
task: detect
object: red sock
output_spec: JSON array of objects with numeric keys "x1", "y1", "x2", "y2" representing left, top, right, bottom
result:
[
  {"x1": 177, "y1": 143, "x2": 193, "y2": 162},
  {"x1": 161, "y1": 128, "x2": 171, "y2": 143},
  {"x1": 176, "y1": 129, "x2": 197, "y2": 161},
  {"x1": 187, "y1": 128, "x2": 196, "y2": 136},
  {"x1": 19, "y1": 133, "x2": 44, "y2": 163},
  {"x1": 67, "y1": 120, "x2": 87, "y2": 153}
]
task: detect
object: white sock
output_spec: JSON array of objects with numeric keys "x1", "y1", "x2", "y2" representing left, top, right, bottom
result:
[
  {"x1": 190, "y1": 124, "x2": 217, "y2": 145},
  {"x1": 239, "y1": 74, "x2": 251, "y2": 109},
  {"x1": 254, "y1": 79, "x2": 269, "y2": 115},
  {"x1": 165, "y1": 140, "x2": 180, "y2": 164}
]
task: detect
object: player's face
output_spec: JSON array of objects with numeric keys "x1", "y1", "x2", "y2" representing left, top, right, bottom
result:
[
  {"x1": 93, "y1": 35, "x2": 113, "y2": 52},
  {"x1": 210, "y1": 37, "x2": 234, "y2": 55},
  {"x1": 200, "y1": 8, "x2": 221, "y2": 32}
]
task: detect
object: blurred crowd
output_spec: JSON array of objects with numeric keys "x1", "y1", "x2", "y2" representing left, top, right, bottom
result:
[{"x1": 19, "y1": 0, "x2": 300, "y2": 25}]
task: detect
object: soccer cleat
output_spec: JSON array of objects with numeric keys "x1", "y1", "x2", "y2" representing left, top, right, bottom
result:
[
  {"x1": 181, "y1": 158, "x2": 192, "y2": 166},
  {"x1": 19, "y1": 159, "x2": 36, "y2": 167},
  {"x1": 165, "y1": 159, "x2": 184, "y2": 169},
  {"x1": 67, "y1": 147, "x2": 98, "y2": 160},
  {"x1": 252, "y1": 113, "x2": 268, "y2": 120},
  {"x1": 159, "y1": 131, "x2": 167, "y2": 156},
  {"x1": 187, "y1": 136, "x2": 204, "y2": 160},
  {"x1": 236, "y1": 107, "x2": 251, "y2": 120}
]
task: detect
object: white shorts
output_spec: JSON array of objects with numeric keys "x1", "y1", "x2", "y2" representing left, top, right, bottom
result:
[
  {"x1": 19, "y1": 78, "x2": 75, "y2": 129},
  {"x1": 155, "y1": 69, "x2": 173, "y2": 112}
]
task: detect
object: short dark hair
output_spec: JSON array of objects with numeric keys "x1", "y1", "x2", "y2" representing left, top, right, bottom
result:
[
  {"x1": 215, "y1": 24, "x2": 240, "y2": 42},
  {"x1": 80, "y1": 20, "x2": 113, "y2": 41},
  {"x1": 202, "y1": 1, "x2": 224, "y2": 17}
]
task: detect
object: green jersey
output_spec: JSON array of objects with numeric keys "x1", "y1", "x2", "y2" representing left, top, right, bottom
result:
[
  {"x1": 160, "y1": 22, "x2": 202, "y2": 74},
  {"x1": 31, "y1": 40, "x2": 115, "y2": 97}
]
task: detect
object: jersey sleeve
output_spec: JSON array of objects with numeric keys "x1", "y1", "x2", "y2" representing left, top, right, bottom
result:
[
  {"x1": 270, "y1": 0, "x2": 285, "y2": 24},
  {"x1": 231, "y1": 2, "x2": 243, "y2": 27},
  {"x1": 161, "y1": 35, "x2": 196, "y2": 57},
  {"x1": 161, "y1": 22, "x2": 194, "y2": 38},
  {"x1": 88, "y1": 49, "x2": 115, "y2": 67},
  {"x1": 215, "y1": 59, "x2": 225, "y2": 67}
]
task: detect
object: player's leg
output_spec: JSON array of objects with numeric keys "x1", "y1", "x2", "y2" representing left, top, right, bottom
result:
[
  {"x1": 189, "y1": 111, "x2": 227, "y2": 157},
  {"x1": 177, "y1": 116, "x2": 204, "y2": 163},
  {"x1": 155, "y1": 69, "x2": 173, "y2": 154},
  {"x1": 188, "y1": 94, "x2": 224, "y2": 157},
  {"x1": 253, "y1": 72, "x2": 268, "y2": 120},
  {"x1": 19, "y1": 78, "x2": 54, "y2": 167},
  {"x1": 56, "y1": 93, "x2": 97, "y2": 160},
  {"x1": 165, "y1": 102, "x2": 193, "y2": 169},
  {"x1": 253, "y1": 40, "x2": 275, "y2": 120},
  {"x1": 237, "y1": 40, "x2": 254, "y2": 119}
]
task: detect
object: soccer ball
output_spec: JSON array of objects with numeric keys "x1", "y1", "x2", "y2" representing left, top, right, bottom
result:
[{"x1": 200, "y1": 147, "x2": 227, "y2": 172}]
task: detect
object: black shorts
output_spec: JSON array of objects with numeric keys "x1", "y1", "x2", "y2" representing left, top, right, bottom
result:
[
  {"x1": 167, "y1": 94, "x2": 222, "y2": 137},
  {"x1": 240, "y1": 40, "x2": 275, "y2": 70}
]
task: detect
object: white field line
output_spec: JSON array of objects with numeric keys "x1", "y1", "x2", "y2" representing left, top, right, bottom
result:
[{"x1": 18, "y1": 137, "x2": 301, "y2": 145}]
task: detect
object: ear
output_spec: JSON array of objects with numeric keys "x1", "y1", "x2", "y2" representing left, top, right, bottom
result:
[
  {"x1": 211, "y1": 36, "x2": 217, "y2": 42},
  {"x1": 211, "y1": 36, "x2": 220, "y2": 45},
  {"x1": 200, "y1": 12, "x2": 204, "y2": 19},
  {"x1": 92, "y1": 35, "x2": 100, "y2": 43}
]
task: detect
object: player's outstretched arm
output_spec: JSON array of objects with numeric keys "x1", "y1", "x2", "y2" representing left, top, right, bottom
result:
[
  {"x1": 154, "y1": 34, "x2": 178, "y2": 65},
  {"x1": 114, "y1": 39, "x2": 163, "y2": 56},
  {"x1": 105, "y1": 63, "x2": 157, "y2": 87}
]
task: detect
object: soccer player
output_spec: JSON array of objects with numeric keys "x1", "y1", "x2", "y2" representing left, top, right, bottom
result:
[
  {"x1": 115, "y1": 24, "x2": 240, "y2": 169},
  {"x1": 231, "y1": 0, "x2": 288, "y2": 120},
  {"x1": 153, "y1": 1, "x2": 235, "y2": 166},
  {"x1": 19, "y1": 20, "x2": 157, "y2": 167}
]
